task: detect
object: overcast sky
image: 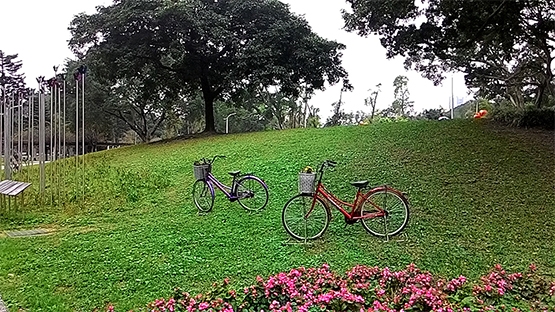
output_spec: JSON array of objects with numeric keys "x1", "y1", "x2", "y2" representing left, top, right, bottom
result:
[{"x1": 1, "y1": 0, "x2": 471, "y2": 120}]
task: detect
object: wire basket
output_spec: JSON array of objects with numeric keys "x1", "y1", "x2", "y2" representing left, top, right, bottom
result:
[
  {"x1": 298, "y1": 172, "x2": 316, "y2": 194},
  {"x1": 193, "y1": 164, "x2": 211, "y2": 180}
]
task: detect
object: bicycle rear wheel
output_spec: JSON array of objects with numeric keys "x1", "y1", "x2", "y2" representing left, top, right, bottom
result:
[
  {"x1": 192, "y1": 179, "x2": 215, "y2": 213},
  {"x1": 236, "y1": 176, "x2": 269, "y2": 212},
  {"x1": 282, "y1": 194, "x2": 330, "y2": 240},
  {"x1": 361, "y1": 188, "x2": 409, "y2": 237}
]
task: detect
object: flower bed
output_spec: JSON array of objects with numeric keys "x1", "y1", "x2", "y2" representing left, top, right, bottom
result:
[{"x1": 108, "y1": 264, "x2": 555, "y2": 312}]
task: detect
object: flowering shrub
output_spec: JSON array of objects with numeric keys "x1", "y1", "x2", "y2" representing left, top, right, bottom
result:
[{"x1": 107, "y1": 264, "x2": 555, "y2": 312}]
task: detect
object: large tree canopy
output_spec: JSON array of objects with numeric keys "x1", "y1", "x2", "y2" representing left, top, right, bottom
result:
[
  {"x1": 343, "y1": 0, "x2": 555, "y2": 108},
  {"x1": 69, "y1": 0, "x2": 350, "y2": 132}
]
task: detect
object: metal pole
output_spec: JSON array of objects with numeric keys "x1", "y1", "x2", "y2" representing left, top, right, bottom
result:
[
  {"x1": 28, "y1": 93, "x2": 32, "y2": 162},
  {"x1": 18, "y1": 96, "x2": 22, "y2": 169},
  {"x1": 0, "y1": 85, "x2": 4, "y2": 178},
  {"x1": 57, "y1": 83, "x2": 61, "y2": 202},
  {"x1": 39, "y1": 88, "x2": 45, "y2": 194},
  {"x1": 63, "y1": 80, "x2": 66, "y2": 159},
  {"x1": 27, "y1": 93, "x2": 32, "y2": 182},
  {"x1": 450, "y1": 76, "x2": 454, "y2": 119},
  {"x1": 225, "y1": 112, "x2": 236, "y2": 134},
  {"x1": 62, "y1": 79, "x2": 66, "y2": 204},
  {"x1": 30, "y1": 92, "x2": 34, "y2": 164},
  {"x1": 50, "y1": 85, "x2": 53, "y2": 163},
  {"x1": 81, "y1": 74, "x2": 85, "y2": 202},
  {"x1": 50, "y1": 82, "x2": 55, "y2": 204},
  {"x1": 4, "y1": 94, "x2": 12, "y2": 180},
  {"x1": 75, "y1": 74, "x2": 79, "y2": 197}
]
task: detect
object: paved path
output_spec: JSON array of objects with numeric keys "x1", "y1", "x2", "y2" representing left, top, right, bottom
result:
[{"x1": 0, "y1": 294, "x2": 6, "y2": 312}]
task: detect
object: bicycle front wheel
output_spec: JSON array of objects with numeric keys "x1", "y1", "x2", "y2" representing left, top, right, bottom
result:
[
  {"x1": 282, "y1": 194, "x2": 330, "y2": 240},
  {"x1": 192, "y1": 179, "x2": 215, "y2": 213},
  {"x1": 361, "y1": 188, "x2": 409, "y2": 237},
  {"x1": 236, "y1": 176, "x2": 269, "y2": 212}
]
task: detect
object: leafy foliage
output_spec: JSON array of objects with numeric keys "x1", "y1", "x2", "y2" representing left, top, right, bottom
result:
[
  {"x1": 0, "y1": 50, "x2": 26, "y2": 98},
  {"x1": 417, "y1": 108, "x2": 448, "y2": 120},
  {"x1": 390, "y1": 75, "x2": 413, "y2": 117},
  {"x1": 342, "y1": 0, "x2": 555, "y2": 108},
  {"x1": 69, "y1": 0, "x2": 351, "y2": 132},
  {"x1": 364, "y1": 83, "x2": 382, "y2": 120},
  {"x1": 490, "y1": 105, "x2": 555, "y2": 130}
]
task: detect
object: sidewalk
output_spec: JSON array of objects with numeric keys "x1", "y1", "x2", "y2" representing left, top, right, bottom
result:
[{"x1": 0, "y1": 294, "x2": 6, "y2": 312}]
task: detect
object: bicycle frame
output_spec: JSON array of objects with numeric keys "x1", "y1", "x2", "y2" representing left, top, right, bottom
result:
[
  {"x1": 312, "y1": 183, "x2": 385, "y2": 220},
  {"x1": 206, "y1": 172, "x2": 238, "y2": 201},
  {"x1": 305, "y1": 160, "x2": 386, "y2": 221}
]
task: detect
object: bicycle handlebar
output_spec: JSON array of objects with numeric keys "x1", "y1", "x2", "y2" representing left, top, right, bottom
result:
[
  {"x1": 211, "y1": 155, "x2": 226, "y2": 163},
  {"x1": 318, "y1": 160, "x2": 338, "y2": 173},
  {"x1": 199, "y1": 155, "x2": 226, "y2": 165}
]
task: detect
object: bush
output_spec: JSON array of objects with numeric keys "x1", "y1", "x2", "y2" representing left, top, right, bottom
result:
[
  {"x1": 106, "y1": 264, "x2": 555, "y2": 312},
  {"x1": 490, "y1": 106, "x2": 555, "y2": 130}
]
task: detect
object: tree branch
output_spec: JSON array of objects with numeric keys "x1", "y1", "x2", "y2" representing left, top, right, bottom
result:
[{"x1": 458, "y1": 0, "x2": 508, "y2": 48}]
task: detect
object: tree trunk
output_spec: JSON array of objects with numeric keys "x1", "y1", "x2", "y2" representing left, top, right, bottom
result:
[
  {"x1": 203, "y1": 95, "x2": 216, "y2": 133},
  {"x1": 535, "y1": 84, "x2": 545, "y2": 109}
]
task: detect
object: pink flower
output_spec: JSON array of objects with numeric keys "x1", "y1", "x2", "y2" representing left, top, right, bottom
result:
[
  {"x1": 529, "y1": 263, "x2": 537, "y2": 272},
  {"x1": 198, "y1": 302, "x2": 209, "y2": 310},
  {"x1": 269, "y1": 300, "x2": 280, "y2": 310},
  {"x1": 507, "y1": 272, "x2": 523, "y2": 282},
  {"x1": 166, "y1": 298, "x2": 175, "y2": 312}
]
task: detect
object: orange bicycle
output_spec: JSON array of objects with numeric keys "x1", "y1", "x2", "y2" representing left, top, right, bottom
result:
[{"x1": 282, "y1": 160, "x2": 410, "y2": 240}]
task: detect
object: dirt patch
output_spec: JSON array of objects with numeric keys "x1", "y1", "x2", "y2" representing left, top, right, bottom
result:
[{"x1": 5, "y1": 228, "x2": 56, "y2": 238}]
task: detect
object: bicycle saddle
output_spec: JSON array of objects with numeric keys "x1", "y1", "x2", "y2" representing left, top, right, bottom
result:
[
  {"x1": 350, "y1": 180, "x2": 369, "y2": 189},
  {"x1": 228, "y1": 170, "x2": 241, "y2": 177}
]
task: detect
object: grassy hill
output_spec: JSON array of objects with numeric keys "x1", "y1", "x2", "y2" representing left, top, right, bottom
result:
[{"x1": 0, "y1": 120, "x2": 554, "y2": 311}]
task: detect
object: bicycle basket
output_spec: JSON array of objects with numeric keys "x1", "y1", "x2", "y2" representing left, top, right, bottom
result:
[
  {"x1": 298, "y1": 172, "x2": 316, "y2": 194},
  {"x1": 193, "y1": 163, "x2": 211, "y2": 180}
]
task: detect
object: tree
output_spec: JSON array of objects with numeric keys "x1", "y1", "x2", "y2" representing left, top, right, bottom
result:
[
  {"x1": 70, "y1": 0, "x2": 351, "y2": 133},
  {"x1": 391, "y1": 75, "x2": 413, "y2": 117},
  {"x1": 306, "y1": 105, "x2": 321, "y2": 128},
  {"x1": 264, "y1": 92, "x2": 297, "y2": 130},
  {"x1": 342, "y1": 0, "x2": 555, "y2": 108},
  {"x1": 63, "y1": 59, "x2": 176, "y2": 143},
  {"x1": 325, "y1": 90, "x2": 349, "y2": 126},
  {"x1": 0, "y1": 50, "x2": 26, "y2": 99},
  {"x1": 353, "y1": 110, "x2": 367, "y2": 124},
  {"x1": 364, "y1": 83, "x2": 381, "y2": 120},
  {"x1": 63, "y1": 59, "x2": 126, "y2": 146}
]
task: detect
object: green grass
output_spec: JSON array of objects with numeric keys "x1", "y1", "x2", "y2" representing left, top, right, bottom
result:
[{"x1": 0, "y1": 120, "x2": 554, "y2": 311}]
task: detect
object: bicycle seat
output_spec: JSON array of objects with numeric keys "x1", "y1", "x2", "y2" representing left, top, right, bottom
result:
[
  {"x1": 228, "y1": 170, "x2": 241, "y2": 177},
  {"x1": 350, "y1": 180, "x2": 369, "y2": 189}
]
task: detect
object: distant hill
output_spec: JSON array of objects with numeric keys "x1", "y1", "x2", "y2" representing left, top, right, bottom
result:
[{"x1": 453, "y1": 100, "x2": 476, "y2": 119}]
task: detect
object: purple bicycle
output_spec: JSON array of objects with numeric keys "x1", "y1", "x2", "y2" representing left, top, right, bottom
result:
[{"x1": 192, "y1": 155, "x2": 269, "y2": 213}]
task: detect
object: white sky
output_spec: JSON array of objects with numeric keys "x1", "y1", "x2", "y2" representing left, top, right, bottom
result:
[{"x1": 0, "y1": 0, "x2": 471, "y2": 120}]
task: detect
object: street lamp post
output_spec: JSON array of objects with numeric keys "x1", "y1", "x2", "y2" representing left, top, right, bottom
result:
[{"x1": 225, "y1": 112, "x2": 237, "y2": 134}]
